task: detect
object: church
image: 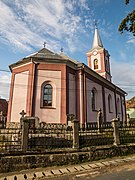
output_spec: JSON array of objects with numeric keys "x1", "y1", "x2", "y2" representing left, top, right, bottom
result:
[{"x1": 7, "y1": 27, "x2": 126, "y2": 127}]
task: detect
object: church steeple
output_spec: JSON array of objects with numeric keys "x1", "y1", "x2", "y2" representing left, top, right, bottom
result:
[
  {"x1": 86, "y1": 26, "x2": 112, "y2": 82},
  {"x1": 92, "y1": 27, "x2": 103, "y2": 49}
]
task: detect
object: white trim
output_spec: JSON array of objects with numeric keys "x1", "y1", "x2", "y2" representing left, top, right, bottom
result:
[{"x1": 12, "y1": 62, "x2": 32, "y2": 69}]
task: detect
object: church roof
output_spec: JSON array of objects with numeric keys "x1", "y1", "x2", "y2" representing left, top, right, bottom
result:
[
  {"x1": 10, "y1": 48, "x2": 79, "y2": 68},
  {"x1": 59, "y1": 52, "x2": 79, "y2": 64},
  {"x1": 87, "y1": 27, "x2": 104, "y2": 54},
  {"x1": 25, "y1": 48, "x2": 63, "y2": 59}
]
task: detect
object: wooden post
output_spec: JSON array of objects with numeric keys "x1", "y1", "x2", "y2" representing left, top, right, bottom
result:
[
  {"x1": 112, "y1": 118, "x2": 120, "y2": 146},
  {"x1": 72, "y1": 119, "x2": 79, "y2": 149}
]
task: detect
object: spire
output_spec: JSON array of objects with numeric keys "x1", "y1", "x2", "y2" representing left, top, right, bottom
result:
[{"x1": 92, "y1": 27, "x2": 103, "y2": 49}]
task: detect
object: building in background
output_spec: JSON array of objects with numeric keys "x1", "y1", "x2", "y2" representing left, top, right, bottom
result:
[
  {"x1": 0, "y1": 98, "x2": 8, "y2": 116},
  {"x1": 7, "y1": 27, "x2": 126, "y2": 127},
  {"x1": 126, "y1": 97, "x2": 135, "y2": 118}
]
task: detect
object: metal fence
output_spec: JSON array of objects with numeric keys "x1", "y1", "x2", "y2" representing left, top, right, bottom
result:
[
  {"x1": 79, "y1": 128, "x2": 114, "y2": 148},
  {"x1": 119, "y1": 126, "x2": 135, "y2": 144},
  {"x1": 2, "y1": 119, "x2": 135, "y2": 153},
  {"x1": 86, "y1": 122, "x2": 113, "y2": 130},
  {"x1": 28, "y1": 126, "x2": 73, "y2": 150}
]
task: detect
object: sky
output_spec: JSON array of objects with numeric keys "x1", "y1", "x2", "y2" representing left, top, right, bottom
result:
[{"x1": 0, "y1": 0, "x2": 135, "y2": 100}]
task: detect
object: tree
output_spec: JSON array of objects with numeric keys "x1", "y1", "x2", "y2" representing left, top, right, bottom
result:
[{"x1": 118, "y1": 0, "x2": 135, "y2": 36}]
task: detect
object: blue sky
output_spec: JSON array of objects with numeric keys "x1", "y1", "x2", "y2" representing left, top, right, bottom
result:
[{"x1": 0, "y1": 0, "x2": 135, "y2": 100}]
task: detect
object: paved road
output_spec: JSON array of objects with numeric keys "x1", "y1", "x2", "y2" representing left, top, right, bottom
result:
[
  {"x1": 42, "y1": 161, "x2": 135, "y2": 180},
  {"x1": 1, "y1": 155, "x2": 135, "y2": 179}
]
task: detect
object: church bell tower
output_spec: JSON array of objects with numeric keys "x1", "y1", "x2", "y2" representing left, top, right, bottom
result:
[{"x1": 86, "y1": 26, "x2": 112, "y2": 82}]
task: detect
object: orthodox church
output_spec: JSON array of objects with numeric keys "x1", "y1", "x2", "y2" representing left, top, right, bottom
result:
[{"x1": 7, "y1": 27, "x2": 126, "y2": 127}]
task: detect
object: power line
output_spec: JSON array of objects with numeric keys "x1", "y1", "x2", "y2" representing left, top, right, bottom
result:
[{"x1": 0, "y1": 68, "x2": 135, "y2": 87}]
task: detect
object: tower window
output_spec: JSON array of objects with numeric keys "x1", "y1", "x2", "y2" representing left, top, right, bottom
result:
[{"x1": 94, "y1": 59, "x2": 98, "y2": 69}]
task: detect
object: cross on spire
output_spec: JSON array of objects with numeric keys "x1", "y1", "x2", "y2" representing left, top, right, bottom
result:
[
  {"x1": 60, "y1": 47, "x2": 63, "y2": 53},
  {"x1": 43, "y1": 42, "x2": 47, "y2": 48},
  {"x1": 94, "y1": 20, "x2": 98, "y2": 29}
]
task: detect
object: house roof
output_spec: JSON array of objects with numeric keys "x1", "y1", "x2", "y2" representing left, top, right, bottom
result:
[{"x1": 126, "y1": 96, "x2": 135, "y2": 108}]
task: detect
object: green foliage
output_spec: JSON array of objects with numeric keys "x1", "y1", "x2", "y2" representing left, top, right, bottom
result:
[{"x1": 119, "y1": 0, "x2": 135, "y2": 36}]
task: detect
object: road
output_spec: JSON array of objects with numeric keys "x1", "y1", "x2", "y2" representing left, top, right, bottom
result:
[
  {"x1": 39, "y1": 160, "x2": 135, "y2": 180},
  {"x1": 1, "y1": 155, "x2": 135, "y2": 180}
]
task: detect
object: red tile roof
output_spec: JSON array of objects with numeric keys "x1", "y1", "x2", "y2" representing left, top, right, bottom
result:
[{"x1": 126, "y1": 96, "x2": 135, "y2": 108}]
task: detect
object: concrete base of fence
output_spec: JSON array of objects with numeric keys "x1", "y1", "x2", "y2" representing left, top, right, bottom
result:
[{"x1": 1, "y1": 144, "x2": 135, "y2": 174}]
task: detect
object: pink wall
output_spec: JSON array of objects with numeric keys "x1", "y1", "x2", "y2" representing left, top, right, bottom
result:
[
  {"x1": 104, "y1": 88, "x2": 116, "y2": 122},
  {"x1": 114, "y1": 94, "x2": 126, "y2": 123},
  {"x1": 11, "y1": 71, "x2": 29, "y2": 122},
  {"x1": 68, "y1": 73, "x2": 76, "y2": 116},
  {"x1": 86, "y1": 78, "x2": 103, "y2": 123},
  {"x1": 34, "y1": 70, "x2": 61, "y2": 123}
]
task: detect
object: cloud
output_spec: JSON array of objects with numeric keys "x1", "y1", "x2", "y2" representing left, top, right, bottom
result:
[
  {"x1": 111, "y1": 59, "x2": 135, "y2": 100},
  {"x1": 0, "y1": 0, "x2": 93, "y2": 53},
  {"x1": 0, "y1": 72, "x2": 11, "y2": 100},
  {"x1": 127, "y1": 38, "x2": 135, "y2": 46},
  {"x1": 0, "y1": 1, "x2": 43, "y2": 51}
]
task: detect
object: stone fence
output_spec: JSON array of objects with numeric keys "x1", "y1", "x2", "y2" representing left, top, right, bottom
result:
[
  {"x1": 1, "y1": 110, "x2": 135, "y2": 152},
  {"x1": 20, "y1": 117, "x2": 121, "y2": 152}
]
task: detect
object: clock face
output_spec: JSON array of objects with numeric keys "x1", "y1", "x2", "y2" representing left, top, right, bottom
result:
[{"x1": 93, "y1": 51, "x2": 97, "y2": 55}]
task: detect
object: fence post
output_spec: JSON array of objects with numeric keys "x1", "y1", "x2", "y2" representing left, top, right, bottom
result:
[
  {"x1": 126, "y1": 114, "x2": 130, "y2": 127},
  {"x1": 72, "y1": 119, "x2": 79, "y2": 149},
  {"x1": 112, "y1": 118, "x2": 120, "y2": 146},
  {"x1": 97, "y1": 109, "x2": 103, "y2": 133},
  {"x1": 21, "y1": 117, "x2": 29, "y2": 151}
]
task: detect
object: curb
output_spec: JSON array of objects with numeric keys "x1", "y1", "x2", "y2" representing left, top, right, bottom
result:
[{"x1": 1, "y1": 156, "x2": 135, "y2": 180}]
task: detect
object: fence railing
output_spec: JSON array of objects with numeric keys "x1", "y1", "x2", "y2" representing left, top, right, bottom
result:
[
  {"x1": 1, "y1": 117, "x2": 135, "y2": 153},
  {"x1": 79, "y1": 128, "x2": 114, "y2": 148},
  {"x1": 119, "y1": 126, "x2": 135, "y2": 144},
  {"x1": 28, "y1": 127, "x2": 73, "y2": 150},
  {"x1": 0, "y1": 128, "x2": 22, "y2": 152}
]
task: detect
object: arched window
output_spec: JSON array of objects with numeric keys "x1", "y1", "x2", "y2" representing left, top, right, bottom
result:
[
  {"x1": 43, "y1": 84, "x2": 52, "y2": 106},
  {"x1": 94, "y1": 59, "x2": 98, "y2": 70},
  {"x1": 108, "y1": 94, "x2": 112, "y2": 113},
  {"x1": 91, "y1": 88, "x2": 97, "y2": 111}
]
